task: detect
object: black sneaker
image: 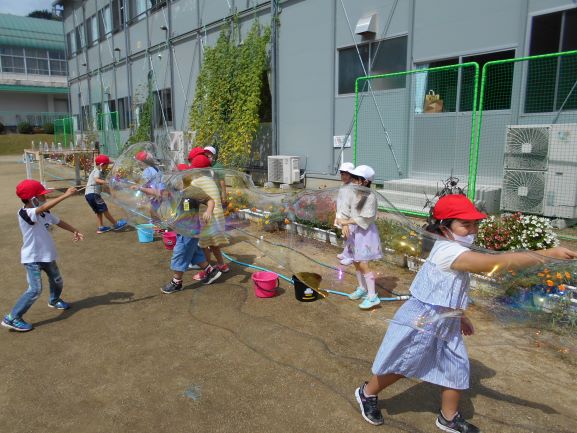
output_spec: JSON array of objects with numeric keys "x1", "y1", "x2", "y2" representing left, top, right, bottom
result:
[
  {"x1": 436, "y1": 411, "x2": 480, "y2": 433},
  {"x1": 202, "y1": 266, "x2": 222, "y2": 285},
  {"x1": 355, "y1": 382, "x2": 384, "y2": 425},
  {"x1": 161, "y1": 279, "x2": 183, "y2": 294}
]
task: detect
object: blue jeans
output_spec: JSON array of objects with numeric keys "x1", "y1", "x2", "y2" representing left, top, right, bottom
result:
[
  {"x1": 10, "y1": 262, "x2": 63, "y2": 319},
  {"x1": 170, "y1": 235, "x2": 206, "y2": 272}
]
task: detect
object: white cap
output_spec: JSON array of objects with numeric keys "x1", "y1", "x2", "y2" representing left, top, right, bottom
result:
[
  {"x1": 350, "y1": 165, "x2": 375, "y2": 182},
  {"x1": 339, "y1": 162, "x2": 355, "y2": 173},
  {"x1": 203, "y1": 146, "x2": 217, "y2": 155}
]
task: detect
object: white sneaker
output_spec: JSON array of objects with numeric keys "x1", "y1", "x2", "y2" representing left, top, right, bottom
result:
[
  {"x1": 340, "y1": 258, "x2": 354, "y2": 266},
  {"x1": 349, "y1": 286, "x2": 367, "y2": 300},
  {"x1": 188, "y1": 263, "x2": 201, "y2": 270},
  {"x1": 359, "y1": 295, "x2": 381, "y2": 310}
]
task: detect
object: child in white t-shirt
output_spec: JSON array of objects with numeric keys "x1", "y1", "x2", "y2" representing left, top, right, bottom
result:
[{"x1": 2, "y1": 180, "x2": 84, "y2": 332}]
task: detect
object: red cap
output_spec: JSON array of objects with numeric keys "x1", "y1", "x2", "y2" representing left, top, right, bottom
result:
[
  {"x1": 135, "y1": 150, "x2": 152, "y2": 162},
  {"x1": 95, "y1": 154, "x2": 111, "y2": 165},
  {"x1": 16, "y1": 179, "x2": 53, "y2": 200},
  {"x1": 177, "y1": 163, "x2": 190, "y2": 171},
  {"x1": 433, "y1": 194, "x2": 487, "y2": 221},
  {"x1": 187, "y1": 147, "x2": 206, "y2": 162},
  {"x1": 190, "y1": 154, "x2": 212, "y2": 168}
]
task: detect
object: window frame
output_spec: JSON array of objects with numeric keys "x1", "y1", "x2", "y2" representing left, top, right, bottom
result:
[
  {"x1": 414, "y1": 48, "x2": 516, "y2": 114},
  {"x1": 523, "y1": 6, "x2": 577, "y2": 114},
  {"x1": 337, "y1": 34, "x2": 408, "y2": 96}
]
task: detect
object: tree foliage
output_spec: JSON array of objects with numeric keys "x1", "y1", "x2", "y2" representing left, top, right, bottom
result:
[
  {"x1": 189, "y1": 20, "x2": 271, "y2": 168},
  {"x1": 28, "y1": 10, "x2": 61, "y2": 21}
]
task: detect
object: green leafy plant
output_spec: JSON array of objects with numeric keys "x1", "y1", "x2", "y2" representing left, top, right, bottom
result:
[
  {"x1": 0, "y1": 121, "x2": 5, "y2": 134},
  {"x1": 42, "y1": 122, "x2": 54, "y2": 134},
  {"x1": 475, "y1": 212, "x2": 558, "y2": 251},
  {"x1": 189, "y1": 20, "x2": 271, "y2": 168},
  {"x1": 17, "y1": 121, "x2": 33, "y2": 134},
  {"x1": 127, "y1": 84, "x2": 153, "y2": 147}
]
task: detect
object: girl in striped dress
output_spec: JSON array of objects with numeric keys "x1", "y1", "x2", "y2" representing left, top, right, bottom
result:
[{"x1": 354, "y1": 194, "x2": 577, "y2": 433}]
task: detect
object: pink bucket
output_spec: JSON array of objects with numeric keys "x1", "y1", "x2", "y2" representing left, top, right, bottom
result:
[
  {"x1": 162, "y1": 231, "x2": 177, "y2": 250},
  {"x1": 251, "y1": 271, "x2": 279, "y2": 298}
]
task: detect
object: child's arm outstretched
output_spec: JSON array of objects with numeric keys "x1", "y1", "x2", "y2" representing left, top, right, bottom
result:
[
  {"x1": 452, "y1": 246, "x2": 577, "y2": 274},
  {"x1": 56, "y1": 220, "x2": 84, "y2": 242},
  {"x1": 35, "y1": 187, "x2": 77, "y2": 214}
]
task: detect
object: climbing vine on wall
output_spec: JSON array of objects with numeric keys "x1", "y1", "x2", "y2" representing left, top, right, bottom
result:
[
  {"x1": 127, "y1": 84, "x2": 154, "y2": 147},
  {"x1": 189, "y1": 20, "x2": 271, "y2": 167}
]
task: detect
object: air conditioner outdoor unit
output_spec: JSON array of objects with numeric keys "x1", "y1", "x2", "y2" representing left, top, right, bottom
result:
[
  {"x1": 501, "y1": 123, "x2": 577, "y2": 218},
  {"x1": 268, "y1": 155, "x2": 300, "y2": 184}
]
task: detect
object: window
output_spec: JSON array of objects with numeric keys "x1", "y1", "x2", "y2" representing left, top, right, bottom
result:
[
  {"x1": 76, "y1": 23, "x2": 86, "y2": 50},
  {"x1": 154, "y1": 88, "x2": 172, "y2": 126},
  {"x1": 25, "y1": 48, "x2": 50, "y2": 75},
  {"x1": 48, "y1": 50, "x2": 67, "y2": 76},
  {"x1": 117, "y1": 97, "x2": 130, "y2": 129},
  {"x1": 0, "y1": 47, "x2": 25, "y2": 73},
  {"x1": 129, "y1": 0, "x2": 148, "y2": 21},
  {"x1": 86, "y1": 15, "x2": 99, "y2": 46},
  {"x1": 112, "y1": 0, "x2": 125, "y2": 33},
  {"x1": 417, "y1": 50, "x2": 515, "y2": 113},
  {"x1": 150, "y1": 0, "x2": 167, "y2": 12},
  {"x1": 338, "y1": 36, "x2": 407, "y2": 95},
  {"x1": 99, "y1": 6, "x2": 112, "y2": 40},
  {"x1": 66, "y1": 31, "x2": 76, "y2": 57},
  {"x1": 461, "y1": 50, "x2": 515, "y2": 111},
  {"x1": 525, "y1": 8, "x2": 577, "y2": 113}
]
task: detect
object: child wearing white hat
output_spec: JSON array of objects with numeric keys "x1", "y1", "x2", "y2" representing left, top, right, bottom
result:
[{"x1": 336, "y1": 165, "x2": 383, "y2": 309}]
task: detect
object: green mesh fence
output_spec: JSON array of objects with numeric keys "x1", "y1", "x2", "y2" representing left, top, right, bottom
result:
[
  {"x1": 54, "y1": 116, "x2": 76, "y2": 148},
  {"x1": 475, "y1": 50, "x2": 577, "y2": 219},
  {"x1": 97, "y1": 111, "x2": 121, "y2": 157},
  {"x1": 354, "y1": 63, "x2": 478, "y2": 216}
]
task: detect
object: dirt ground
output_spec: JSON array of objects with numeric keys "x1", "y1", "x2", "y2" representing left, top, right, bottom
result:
[{"x1": 0, "y1": 155, "x2": 576, "y2": 433}]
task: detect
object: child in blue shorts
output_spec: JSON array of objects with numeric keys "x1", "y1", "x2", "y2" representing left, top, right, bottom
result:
[
  {"x1": 85, "y1": 154, "x2": 127, "y2": 234},
  {"x1": 161, "y1": 164, "x2": 222, "y2": 293}
]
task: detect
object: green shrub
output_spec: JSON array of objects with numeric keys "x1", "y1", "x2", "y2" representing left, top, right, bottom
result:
[
  {"x1": 17, "y1": 121, "x2": 33, "y2": 134},
  {"x1": 42, "y1": 122, "x2": 55, "y2": 134},
  {"x1": 0, "y1": 121, "x2": 4, "y2": 134}
]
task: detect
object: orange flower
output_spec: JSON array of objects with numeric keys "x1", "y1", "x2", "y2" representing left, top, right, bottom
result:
[
  {"x1": 558, "y1": 284, "x2": 566, "y2": 291},
  {"x1": 565, "y1": 272, "x2": 571, "y2": 279},
  {"x1": 556, "y1": 272, "x2": 563, "y2": 280},
  {"x1": 546, "y1": 280, "x2": 555, "y2": 287},
  {"x1": 284, "y1": 218, "x2": 290, "y2": 225},
  {"x1": 543, "y1": 268, "x2": 550, "y2": 273}
]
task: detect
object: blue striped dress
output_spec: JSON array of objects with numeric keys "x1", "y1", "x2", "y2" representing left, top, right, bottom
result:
[{"x1": 372, "y1": 240, "x2": 471, "y2": 390}]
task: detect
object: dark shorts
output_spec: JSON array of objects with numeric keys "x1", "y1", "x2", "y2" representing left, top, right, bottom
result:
[{"x1": 85, "y1": 193, "x2": 108, "y2": 214}]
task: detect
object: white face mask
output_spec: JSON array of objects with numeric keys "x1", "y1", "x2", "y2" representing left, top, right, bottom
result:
[{"x1": 450, "y1": 231, "x2": 476, "y2": 246}]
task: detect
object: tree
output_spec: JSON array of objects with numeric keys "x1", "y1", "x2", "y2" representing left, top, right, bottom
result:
[{"x1": 27, "y1": 10, "x2": 61, "y2": 21}]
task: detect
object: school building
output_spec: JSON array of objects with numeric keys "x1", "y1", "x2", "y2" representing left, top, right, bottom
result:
[
  {"x1": 55, "y1": 0, "x2": 577, "y2": 216},
  {"x1": 0, "y1": 13, "x2": 69, "y2": 131}
]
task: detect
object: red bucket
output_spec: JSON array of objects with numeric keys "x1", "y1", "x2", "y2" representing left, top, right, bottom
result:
[
  {"x1": 162, "y1": 231, "x2": 177, "y2": 250},
  {"x1": 251, "y1": 271, "x2": 279, "y2": 298}
]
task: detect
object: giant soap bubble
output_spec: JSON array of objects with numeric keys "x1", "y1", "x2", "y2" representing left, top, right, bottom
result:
[
  {"x1": 106, "y1": 142, "x2": 176, "y2": 226},
  {"x1": 103, "y1": 142, "x2": 576, "y2": 355}
]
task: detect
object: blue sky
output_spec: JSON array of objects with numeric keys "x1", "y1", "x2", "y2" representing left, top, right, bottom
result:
[{"x1": 0, "y1": 0, "x2": 56, "y2": 16}]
